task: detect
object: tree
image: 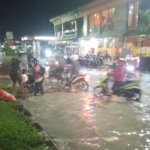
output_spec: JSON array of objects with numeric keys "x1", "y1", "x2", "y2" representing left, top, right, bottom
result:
[{"x1": 136, "y1": 9, "x2": 150, "y2": 35}]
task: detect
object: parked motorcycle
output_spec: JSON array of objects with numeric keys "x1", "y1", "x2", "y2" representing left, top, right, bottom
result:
[
  {"x1": 78, "y1": 54, "x2": 105, "y2": 68},
  {"x1": 93, "y1": 74, "x2": 141, "y2": 101}
]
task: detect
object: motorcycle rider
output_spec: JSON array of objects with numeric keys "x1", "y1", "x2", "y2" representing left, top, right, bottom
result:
[
  {"x1": 108, "y1": 53, "x2": 126, "y2": 93},
  {"x1": 69, "y1": 54, "x2": 80, "y2": 91},
  {"x1": 54, "y1": 55, "x2": 66, "y2": 79}
]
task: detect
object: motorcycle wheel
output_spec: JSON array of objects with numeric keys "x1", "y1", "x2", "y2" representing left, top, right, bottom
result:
[
  {"x1": 93, "y1": 86, "x2": 105, "y2": 97},
  {"x1": 24, "y1": 85, "x2": 33, "y2": 93},
  {"x1": 131, "y1": 91, "x2": 142, "y2": 101},
  {"x1": 57, "y1": 79, "x2": 66, "y2": 89},
  {"x1": 74, "y1": 79, "x2": 89, "y2": 91}
]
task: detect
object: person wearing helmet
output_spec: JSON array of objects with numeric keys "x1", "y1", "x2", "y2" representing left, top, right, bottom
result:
[
  {"x1": 69, "y1": 54, "x2": 80, "y2": 91},
  {"x1": 108, "y1": 53, "x2": 126, "y2": 92},
  {"x1": 31, "y1": 58, "x2": 44, "y2": 96}
]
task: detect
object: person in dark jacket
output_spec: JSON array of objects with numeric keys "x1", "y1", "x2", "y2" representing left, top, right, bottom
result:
[
  {"x1": 54, "y1": 55, "x2": 67, "y2": 79},
  {"x1": 69, "y1": 54, "x2": 80, "y2": 91},
  {"x1": 27, "y1": 49, "x2": 33, "y2": 64},
  {"x1": 10, "y1": 53, "x2": 24, "y2": 93}
]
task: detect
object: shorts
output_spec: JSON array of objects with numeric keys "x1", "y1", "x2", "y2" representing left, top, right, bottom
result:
[{"x1": 10, "y1": 73, "x2": 23, "y2": 83}]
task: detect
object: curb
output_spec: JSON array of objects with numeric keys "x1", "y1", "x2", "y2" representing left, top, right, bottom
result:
[{"x1": 15, "y1": 103, "x2": 59, "y2": 150}]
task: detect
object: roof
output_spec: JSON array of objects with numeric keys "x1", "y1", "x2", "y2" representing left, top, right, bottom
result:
[{"x1": 50, "y1": 0, "x2": 108, "y2": 25}]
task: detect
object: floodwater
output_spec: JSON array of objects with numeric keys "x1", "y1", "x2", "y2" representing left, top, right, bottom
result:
[
  {"x1": 20, "y1": 69, "x2": 150, "y2": 150},
  {"x1": 1, "y1": 67, "x2": 150, "y2": 150},
  {"x1": 43, "y1": 70, "x2": 150, "y2": 150}
]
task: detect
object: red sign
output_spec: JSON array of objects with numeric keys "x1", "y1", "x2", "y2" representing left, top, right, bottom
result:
[{"x1": 7, "y1": 39, "x2": 14, "y2": 46}]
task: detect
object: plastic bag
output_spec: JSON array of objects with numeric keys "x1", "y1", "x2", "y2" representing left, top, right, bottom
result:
[{"x1": 0, "y1": 90, "x2": 16, "y2": 102}]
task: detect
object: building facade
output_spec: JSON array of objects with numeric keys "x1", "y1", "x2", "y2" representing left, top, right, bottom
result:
[{"x1": 50, "y1": 0, "x2": 150, "y2": 56}]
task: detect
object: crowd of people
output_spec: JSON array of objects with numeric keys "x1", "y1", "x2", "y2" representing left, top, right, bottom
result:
[
  {"x1": 9, "y1": 51, "x2": 82, "y2": 95},
  {"x1": 9, "y1": 47, "x2": 130, "y2": 99}
]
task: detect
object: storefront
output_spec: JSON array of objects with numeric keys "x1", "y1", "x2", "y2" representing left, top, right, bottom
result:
[
  {"x1": 65, "y1": 42, "x2": 79, "y2": 56},
  {"x1": 78, "y1": 37, "x2": 117, "y2": 57},
  {"x1": 125, "y1": 35, "x2": 150, "y2": 56}
]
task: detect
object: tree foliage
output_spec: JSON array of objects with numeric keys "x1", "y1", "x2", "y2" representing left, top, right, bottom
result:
[{"x1": 136, "y1": 9, "x2": 150, "y2": 35}]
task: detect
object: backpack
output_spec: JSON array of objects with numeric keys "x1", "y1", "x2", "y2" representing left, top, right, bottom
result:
[
  {"x1": 11, "y1": 57, "x2": 17, "y2": 65},
  {"x1": 10, "y1": 57, "x2": 20, "y2": 72},
  {"x1": 40, "y1": 65, "x2": 45, "y2": 76}
]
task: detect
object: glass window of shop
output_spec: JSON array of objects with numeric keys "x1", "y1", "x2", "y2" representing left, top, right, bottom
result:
[
  {"x1": 128, "y1": 2, "x2": 139, "y2": 28},
  {"x1": 88, "y1": 13, "x2": 100, "y2": 34},
  {"x1": 101, "y1": 8, "x2": 115, "y2": 31}
]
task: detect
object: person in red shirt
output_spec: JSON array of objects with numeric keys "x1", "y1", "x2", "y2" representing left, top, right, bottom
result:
[
  {"x1": 108, "y1": 54, "x2": 126, "y2": 92},
  {"x1": 31, "y1": 58, "x2": 44, "y2": 96}
]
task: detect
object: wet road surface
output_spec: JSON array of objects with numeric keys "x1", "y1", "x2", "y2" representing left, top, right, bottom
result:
[
  {"x1": 1, "y1": 65, "x2": 150, "y2": 150},
  {"x1": 18, "y1": 69, "x2": 150, "y2": 150}
]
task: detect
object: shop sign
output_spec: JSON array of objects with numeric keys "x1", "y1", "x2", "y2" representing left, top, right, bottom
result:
[
  {"x1": 143, "y1": 36, "x2": 150, "y2": 47},
  {"x1": 6, "y1": 32, "x2": 13, "y2": 39},
  {"x1": 7, "y1": 39, "x2": 14, "y2": 46},
  {"x1": 139, "y1": 47, "x2": 150, "y2": 52},
  {"x1": 127, "y1": 36, "x2": 139, "y2": 43}
]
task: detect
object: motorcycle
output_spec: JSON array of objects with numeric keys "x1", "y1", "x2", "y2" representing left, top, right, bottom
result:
[
  {"x1": 22, "y1": 69, "x2": 35, "y2": 93},
  {"x1": 93, "y1": 74, "x2": 141, "y2": 101},
  {"x1": 57, "y1": 69, "x2": 90, "y2": 91},
  {"x1": 97, "y1": 55, "x2": 105, "y2": 67}
]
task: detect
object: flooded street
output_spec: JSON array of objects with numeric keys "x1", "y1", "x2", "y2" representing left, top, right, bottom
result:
[
  {"x1": 1, "y1": 67, "x2": 150, "y2": 150},
  {"x1": 19, "y1": 68, "x2": 150, "y2": 150}
]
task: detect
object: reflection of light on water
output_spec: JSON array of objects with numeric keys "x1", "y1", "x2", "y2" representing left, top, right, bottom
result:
[
  {"x1": 79, "y1": 136, "x2": 100, "y2": 147},
  {"x1": 77, "y1": 94, "x2": 101, "y2": 147},
  {"x1": 85, "y1": 126, "x2": 96, "y2": 130},
  {"x1": 78, "y1": 94, "x2": 95, "y2": 124}
]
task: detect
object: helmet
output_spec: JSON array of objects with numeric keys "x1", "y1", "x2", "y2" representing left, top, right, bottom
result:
[
  {"x1": 30, "y1": 57, "x2": 38, "y2": 63},
  {"x1": 70, "y1": 54, "x2": 79, "y2": 61}
]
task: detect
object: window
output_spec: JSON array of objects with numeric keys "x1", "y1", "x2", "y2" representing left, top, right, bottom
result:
[
  {"x1": 88, "y1": 13, "x2": 100, "y2": 34},
  {"x1": 55, "y1": 24, "x2": 62, "y2": 32},
  {"x1": 138, "y1": 0, "x2": 149, "y2": 25},
  {"x1": 108, "y1": 8, "x2": 115, "y2": 30},
  {"x1": 101, "y1": 8, "x2": 115, "y2": 31},
  {"x1": 63, "y1": 21, "x2": 76, "y2": 31},
  {"x1": 128, "y1": 2, "x2": 139, "y2": 28},
  {"x1": 101, "y1": 10, "x2": 108, "y2": 31},
  {"x1": 55, "y1": 24, "x2": 62, "y2": 36}
]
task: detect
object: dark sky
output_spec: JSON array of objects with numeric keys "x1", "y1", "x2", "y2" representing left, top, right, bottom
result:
[{"x1": 0, "y1": 0, "x2": 92, "y2": 41}]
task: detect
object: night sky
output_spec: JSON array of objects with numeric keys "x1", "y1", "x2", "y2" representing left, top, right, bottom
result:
[{"x1": 0, "y1": 0, "x2": 92, "y2": 41}]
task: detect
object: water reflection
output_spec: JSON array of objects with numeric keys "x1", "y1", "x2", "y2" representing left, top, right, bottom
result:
[{"x1": 78, "y1": 94, "x2": 95, "y2": 123}]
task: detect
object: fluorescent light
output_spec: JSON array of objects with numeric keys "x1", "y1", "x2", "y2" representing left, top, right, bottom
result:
[
  {"x1": 34, "y1": 36, "x2": 56, "y2": 40},
  {"x1": 22, "y1": 37, "x2": 28, "y2": 41}
]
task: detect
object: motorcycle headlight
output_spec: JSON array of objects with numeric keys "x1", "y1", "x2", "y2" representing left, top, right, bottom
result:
[
  {"x1": 126, "y1": 65, "x2": 134, "y2": 72},
  {"x1": 55, "y1": 61, "x2": 58, "y2": 65},
  {"x1": 85, "y1": 74, "x2": 90, "y2": 82},
  {"x1": 45, "y1": 50, "x2": 51, "y2": 57}
]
